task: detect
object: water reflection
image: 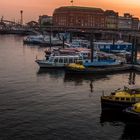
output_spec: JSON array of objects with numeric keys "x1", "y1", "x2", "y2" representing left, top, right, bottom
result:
[
  {"x1": 90, "y1": 80, "x2": 94, "y2": 93},
  {"x1": 100, "y1": 109, "x2": 126, "y2": 125},
  {"x1": 37, "y1": 68, "x2": 65, "y2": 79},
  {"x1": 121, "y1": 123, "x2": 140, "y2": 140},
  {"x1": 100, "y1": 109, "x2": 140, "y2": 140},
  {"x1": 128, "y1": 71, "x2": 136, "y2": 85},
  {"x1": 64, "y1": 73, "x2": 109, "y2": 84}
]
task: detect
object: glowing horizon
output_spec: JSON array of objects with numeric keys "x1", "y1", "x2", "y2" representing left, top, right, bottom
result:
[{"x1": 0, "y1": 0, "x2": 140, "y2": 23}]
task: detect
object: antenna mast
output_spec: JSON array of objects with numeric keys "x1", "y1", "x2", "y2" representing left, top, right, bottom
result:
[{"x1": 71, "y1": 0, "x2": 74, "y2": 6}]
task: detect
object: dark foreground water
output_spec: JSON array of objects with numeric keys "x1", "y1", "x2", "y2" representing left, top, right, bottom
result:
[{"x1": 0, "y1": 35, "x2": 140, "y2": 140}]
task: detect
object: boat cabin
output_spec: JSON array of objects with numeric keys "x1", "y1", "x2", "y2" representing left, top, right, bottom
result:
[
  {"x1": 48, "y1": 55, "x2": 83, "y2": 64},
  {"x1": 101, "y1": 88, "x2": 140, "y2": 103},
  {"x1": 94, "y1": 41, "x2": 132, "y2": 53}
]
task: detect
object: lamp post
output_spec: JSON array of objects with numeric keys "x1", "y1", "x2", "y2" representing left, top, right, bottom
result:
[{"x1": 20, "y1": 10, "x2": 23, "y2": 26}]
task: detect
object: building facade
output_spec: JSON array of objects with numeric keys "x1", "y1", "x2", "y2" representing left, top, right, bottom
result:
[
  {"x1": 132, "y1": 17, "x2": 139, "y2": 30},
  {"x1": 118, "y1": 13, "x2": 132, "y2": 30},
  {"x1": 53, "y1": 6, "x2": 139, "y2": 30},
  {"x1": 105, "y1": 10, "x2": 118, "y2": 29},
  {"x1": 39, "y1": 15, "x2": 53, "y2": 27},
  {"x1": 53, "y1": 6, "x2": 105, "y2": 28}
]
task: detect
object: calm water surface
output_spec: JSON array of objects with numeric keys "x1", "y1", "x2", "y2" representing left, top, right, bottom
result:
[{"x1": 0, "y1": 35, "x2": 140, "y2": 140}]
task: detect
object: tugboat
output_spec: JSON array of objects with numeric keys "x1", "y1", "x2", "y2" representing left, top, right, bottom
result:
[{"x1": 101, "y1": 87, "x2": 140, "y2": 110}]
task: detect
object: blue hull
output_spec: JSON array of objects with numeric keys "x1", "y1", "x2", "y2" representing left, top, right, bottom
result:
[{"x1": 83, "y1": 60, "x2": 121, "y2": 67}]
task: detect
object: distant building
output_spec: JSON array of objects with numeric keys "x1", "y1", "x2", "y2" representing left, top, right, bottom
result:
[
  {"x1": 26, "y1": 21, "x2": 39, "y2": 28},
  {"x1": 118, "y1": 13, "x2": 132, "y2": 30},
  {"x1": 105, "y1": 10, "x2": 118, "y2": 29},
  {"x1": 53, "y1": 6, "x2": 139, "y2": 30},
  {"x1": 39, "y1": 15, "x2": 53, "y2": 27},
  {"x1": 53, "y1": 6, "x2": 105, "y2": 28},
  {"x1": 132, "y1": 17, "x2": 139, "y2": 30}
]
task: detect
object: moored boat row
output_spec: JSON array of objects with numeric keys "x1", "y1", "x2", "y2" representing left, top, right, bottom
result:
[
  {"x1": 35, "y1": 46, "x2": 125, "y2": 70},
  {"x1": 32, "y1": 36, "x2": 139, "y2": 121},
  {"x1": 101, "y1": 86, "x2": 140, "y2": 121}
]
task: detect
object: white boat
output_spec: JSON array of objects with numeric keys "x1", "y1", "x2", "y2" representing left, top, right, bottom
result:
[
  {"x1": 36, "y1": 54, "x2": 83, "y2": 68},
  {"x1": 44, "y1": 36, "x2": 62, "y2": 46},
  {"x1": 44, "y1": 47, "x2": 91, "y2": 60},
  {"x1": 23, "y1": 35, "x2": 44, "y2": 44},
  {"x1": 23, "y1": 35, "x2": 62, "y2": 46},
  {"x1": 36, "y1": 47, "x2": 124, "y2": 68},
  {"x1": 65, "y1": 39, "x2": 90, "y2": 48}
]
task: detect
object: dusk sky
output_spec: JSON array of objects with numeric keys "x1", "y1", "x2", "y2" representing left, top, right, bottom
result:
[{"x1": 0, "y1": 0, "x2": 140, "y2": 23}]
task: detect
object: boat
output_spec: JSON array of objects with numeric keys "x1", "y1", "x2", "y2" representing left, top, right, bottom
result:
[
  {"x1": 36, "y1": 47, "x2": 92, "y2": 68},
  {"x1": 124, "y1": 102, "x2": 140, "y2": 116},
  {"x1": 65, "y1": 39, "x2": 90, "y2": 48},
  {"x1": 23, "y1": 35, "x2": 45, "y2": 44},
  {"x1": 43, "y1": 47, "x2": 91, "y2": 61},
  {"x1": 23, "y1": 35, "x2": 62, "y2": 46},
  {"x1": 36, "y1": 46, "x2": 124, "y2": 69},
  {"x1": 101, "y1": 87, "x2": 140, "y2": 110},
  {"x1": 35, "y1": 54, "x2": 83, "y2": 68},
  {"x1": 94, "y1": 40, "x2": 132, "y2": 53},
  {"x1": 123, "y1": 102, "x2": 140, "y2": 121},
  {"x1": 65, "y1": 62, "x2": 131, "y2": 74},
  {"x1": 44, "y1": 36, "x2": 62, "y2": 46},
  {"x1": 83, "y1": 57, "x2": 122, "y2": 67},
  {"x1": 66, "y1": 52, "x2": 122, "y2": 68}
]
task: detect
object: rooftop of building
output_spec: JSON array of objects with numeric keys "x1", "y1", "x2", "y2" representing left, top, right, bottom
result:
[
  {"x1": 54, "y1": 6, "x2": 104, "y2": 13},
  {"x1": 39, "y1": 15, "x2": 52, "y2": 18},
  {"x1": 105, "y1": 10, "x2": 118, "y2": 16}
]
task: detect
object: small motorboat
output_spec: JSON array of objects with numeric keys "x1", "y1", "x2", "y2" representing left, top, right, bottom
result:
[
  {"x1": 23, "y1": 35, "x2": 45, "y2": 44},
  {"x1": 124, "y1": 102, "x2": 140, "y2": 117},
  {"x1": 123, "y1": 102, "x2": 140, "y2": 122}
]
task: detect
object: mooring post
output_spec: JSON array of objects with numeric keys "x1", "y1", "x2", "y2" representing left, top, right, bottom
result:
[
  {"x1": 70, "y1": 32, "x2": 73, "y2": 43},
  {"x1": 128, "y1": 34, "x2": 131, "y2": 42},
  {"x1": 112, "y1": 37, "x2": 115, "y2": 53},
  {"x1": 113, "y1": 37, "x2": 115, "y2": 46},
  {"x1": 62, "y1": 35, "x2": 65, "y2": 49},
  {"x1": 131, "y1": 37, "x2": 136, "y2": 64},
  {"x1": 49, "y1": 28, "x2": 52, "y2": 49},
  {"x1": 90, "y1": 33, "x2": 94, "y2": 62},
  {"x1": 134, "y1": 37, "x2": 138, "y2": 64}
]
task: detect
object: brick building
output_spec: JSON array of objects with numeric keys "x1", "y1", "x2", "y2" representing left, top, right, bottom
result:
[
  {"x1": 53, "y1": 6, "x2": 139, "y2": 30},
  {"x1": 53, "y1": 6, "x2": 105, "y2": 28}
]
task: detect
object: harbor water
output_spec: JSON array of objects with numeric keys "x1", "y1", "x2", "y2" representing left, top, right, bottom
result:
[{"x1": 1, "y1": 35, "x2": 140, "y2": 140}]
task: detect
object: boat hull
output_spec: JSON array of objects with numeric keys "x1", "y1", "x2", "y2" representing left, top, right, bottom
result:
[
  {"x1": 66, "y1": 64, "x2": 132, "y2": 74},
  {"x1": 35, "y1": 60, "x2": 65, "y2": 68},
  {"x1": 101, "y1": 98, "x2": 135, "y2": 110},
  {"x1": 123, "y1": 107, "x2": 140, "y2": 121}
]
